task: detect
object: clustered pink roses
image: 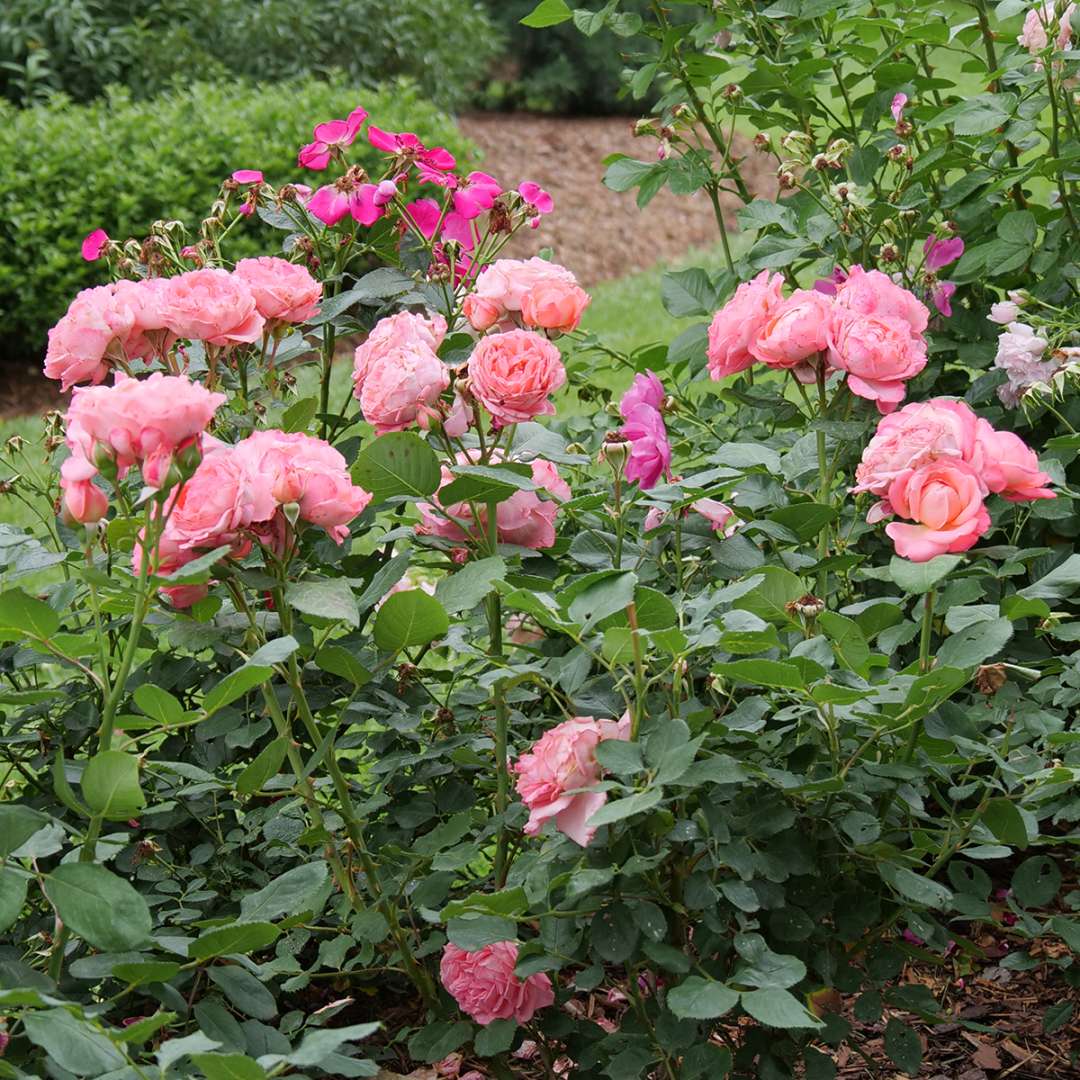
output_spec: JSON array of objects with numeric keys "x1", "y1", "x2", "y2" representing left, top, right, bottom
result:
[
  {"x1": 440, "y1": 941, "x2": 554, "y2": 1026},
  {"x1": 464, "y1": 258, "x2": 590, "y2": 335},
  {"x1": 707, "y1": 266, "x2": 930, "y2": 413},
  {"x1": 855, "y1": 398, "x2": 1054, "y2": 560}
]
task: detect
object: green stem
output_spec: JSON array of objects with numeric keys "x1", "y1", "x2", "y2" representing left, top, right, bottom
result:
[
  {"x1": 486, "y1": 592, "x2": 511, "y2": 888},
  {"x1": 815, "y1": 361, "x2": 830, "y2": 600},
  {"x1": 627, "y1": 602, "x2": 647, "y2": 742}
]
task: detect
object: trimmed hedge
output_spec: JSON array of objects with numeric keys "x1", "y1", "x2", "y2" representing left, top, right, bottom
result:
[{"x1": 0, "y1": 77, "x2": 470, "y2": 366}]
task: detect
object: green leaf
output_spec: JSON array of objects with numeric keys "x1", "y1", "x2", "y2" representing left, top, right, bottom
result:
[
  {"x1": 1019, "y1": 554, "x2": 1080, "y2": 600},
  {"x1": 441, "y1": 887, "x2": 529, "y2": 920},
  {"x1": 281, "y1": 396, "x2": 318, "y2": 434},
  {"x1": 936, "y1": 617, "x2": 1012, "y2": 668},
  {"x1": 286, "y1": 1023, "x2": 380, "y2": 1066},
  {"x1": 44, "y1": 864, "x2": 152, "y2": 950},
  {"x1": 22, "y1": 1008, "x2": 125, "y2": 1075},
  {"x1": 713, "y1": 659, "x2": 805, "y2": 690},
  {"x1": 732, "y1": 565, "x2": 804, "y2": 624},
  {"x1": 407, "y1": 1020, "x2": 473, "y2": 1064},
  {"x1": 474, "y1": 1019, "x2": 516, "y2": 1056},
  {"x1": 112, "y1": 960, "x2": 181, "y2": 985},
  {"x1": 351, "y1": 431, "x2": 440, "y2": 501},
  {"x1": 880, "y1": 864, "x2": 953, "y2": 910},
  {"x1": 203, "y1": 665, "x2": 273, "y2": 718},
  {"x1": 247, "y1": 636, "x2": 300, "y2": 665},
  {"x1": 817, "y1": 611, "x2": 870, "y2": 673},
  {"x1": 1012, "y1": 856, "x2": 1061, "y2": 907},
  {"x1": 133, "y1": 683, "x2": 185, "y2": 726},
  {"x1": 660, "y1": 268, "x2": 716, "y2": 318},
  {"x1": 1043, "y1": 1000, "x2": 1074, "y2": 1035},
  {"x1": 240, "y1": 862, "x2": 329, "y2": 923},
  {"x1": 373, "y1": 590, "x2": 449, "y2": 650},
  {"x1": 740, "y1": 988, "x2": 823, "y2": 1029},
  {"x1": 520, "y1": 0, "x2": 573, "y2": 27},
  {"x1": 0, "y1": 868, "x2": 27, "y2": 933},
  {"x1": 156, "y1": 544, "x2": 230, "y2": 585},
  {"x1": 189, "y1": 921, "x2": 280, "y2": 960},
  {"x1": 81, "y1": 750, "x2": 145, "y2": 820},
  {"x1": 52, "y1": 750, "x2": 90, "y2": 817},
  {"x1": 567, "y1": 571, "x2": 638, "y2": 630},
  {"x1": 207, "y1": 965, "x2": 277, "y2": 1020},
  {"x1": 734, "y1": 933, "x2": 806, "y2": 989},
  {"x1": 884, "y1": 1017, "x2": 922, "y2": 1075},
  {"x1": 889, "y1": 555, "x2": 962, "y2": 593},
  {"x1": 435, "y1": 556, "x2": 507, "y2": 613},
  {"x1": 586, "y1": 787, "x2": 662, "y2": 828},
  {"x1": 447, "y1": 915, "x2": 517, "y2": 950},
  {"x1": 190, "y1": 1053, "x2": 268, "y2": 1080},
  {"x1": 930, "y1": 92, "x2": 1013, "y2": 136},
  {"x1": 286, "y1": 578, "x2": 359, "y2": 627},
  {"x1": 314, "y1": 645, "x2": 371, "y2": 687},
  {"x1": 0, "y1": 804, "x2": 48, "y2": 857},
  {"x1": 981, "y1": 798, "x2": 1028, "y2": 850},
  {"x1": 667, "y1": 977, "x2": 739, "y2": 1020},
  {"x1": 0, "y1": 588, "x2": 59, "y2": 640},
  {"x1": 235, "y1": 737, "x2": 289, "y2": 796},
  {"x1": 770, "y1": 503, "x2": 837, "y2": 541}
]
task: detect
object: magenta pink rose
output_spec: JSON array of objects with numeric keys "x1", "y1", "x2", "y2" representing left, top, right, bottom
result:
[
  {"x1": 619, "y1": 370, "x2": 665, "y2": 419},
  {"x1": 60, "y1": 454, "x2": 108, "y2": 525},
  {"x1": 621, "y1": 404, "x2": 671, "y2": 490},
  {"x1": 233, "y1": 257, "x2": 322, "y2": 324},
  {"x1": 352, "y1": 311, "x2": 448, "y2": 394},
  {"x1": 360, "y1": 347, "x2": 450, "y2": 434},
  {"x1": 467, "y1": 330, "x2": 566, "y2": 427},
  {"x1": 972, "y1": 422, "x2": 1055, "y2": 502},
  {"x1": 748, "y1": 289, "x2": 833, "y2": 369},
  {"x1": 440, "y1": 941, "x2": 554, "y2": 1026},
  {"x1": 520, "y1": 279, "x2": 591, "y2": 334},
  {"x1": 707, "y1": 270, "x2": 786, "y2": 380},
  {"x1": 833, "y1": 266, "x2": 929, "y2": 335},
  {"x1": 828, "y1": 307, "x2": 927, "y2": 413},
  {"x1": 161, "y1": 268, "x2": 265, "y2": 345},
  {"x1": 885, "y1": 459, "x2": 991, "y2": 561},
  {"x1": 513, "y1": 714, "x2": 630, "y2": 846}
]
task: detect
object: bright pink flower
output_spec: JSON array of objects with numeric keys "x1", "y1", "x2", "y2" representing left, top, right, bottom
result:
[
  {"x1": 518, "y1": 181, "x2": 554, "y2": 227},
  {"x1": 467, "y1": 330, "x2": 566, "y2": 426},
  {"x1": 706, "y1": 270, "x2": 785, "y2": 379},
  {"x1": 297, "y1": 106, "x2": 368, "y2": 170},
  {"x1": 353, "y1": 311, "x2": 448, "y2": 393},
  {"x1": 748, "y1": 288, "x2": 832, "y2": 369},
  {"x1": 693, "y1": 498, "x2": 737, "y2": 536},
  {"x1": 161, "y1": 269, "x2": 264, "y2": 345},
  {"x1": 828, "y1": 307, "x2": 928, "y2": 413},
  {"x1": 81, "y1": 228, "x2": 109, "y2": 262},
  {"x1": 231, "y1": 170, "x2": 264, "y2": 185},
  {"x1": 932, "y1": 281, "x2": 957, "y2": 317},
  {"x1": 923, "y1": 234, "x2": 964, "y2": 271},
  {"x1": 308, "y1": 178, "x2": 383, "y2": 227},
  {"x1": 621, "y1": 405, "x2": 672, "y2": 490},
  {"x1": 233, "y1": 257, "x2": 322, "y2": 324},
  {"x1": 620, "y1": 370, "x2": 665, "y2": 419},
  {"x1": 891, "y1": 93, "x2": 908, "y2": 122},
  {"x1": 834, "y1": 265, "x2": 929, "y2": 335},
  {"x1": 60, "y1": 454, "x2": 108, "y2": 525},
  {"x1": 885, "y1": 459, "x2": 991, "y2": 561},
  {"x1": 406, "y1": 197, "x2": 475, "y2": 251},
  {"x1": 368, "y1": 125, "x2": 455, "y2": 171},
  {"x1": 440, "y1": 941, "x2": 554, "y2": 1025},
  {"x1": 973, "y1": 422, "x2": 1055, "y2": 502},
  {"x1": 513, "y1": 714, "x2": 630, "y2": 846},
  {"x1": 453, "y1": 172, "x2": 502, "y2": 220}
]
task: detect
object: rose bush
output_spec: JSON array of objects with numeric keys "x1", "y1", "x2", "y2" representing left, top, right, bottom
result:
[{"x1": 0, "y1": 3, "x2": 1079, "y2": 1078}]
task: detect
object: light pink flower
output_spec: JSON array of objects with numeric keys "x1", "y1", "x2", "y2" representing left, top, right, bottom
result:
[
  {"x1": 81, "y1": 229, "x2": 109, "y2": 262},
  {"x1": 368, "y1": 126, "x2": 455, "y2": 171},
  {"x1": 465, "y1": 258, "x2": 580, "y2": 330},
  {"x1": 973, "y1": 422, "x2": 1055, "y2": 502},
  {"x1": 1019, "y1": 1, "x2": 1076, "y2": 52},
  {"x1": 994, "y1": 321, "x2": 1056, "y2": 407},
  {"x1": 513, "y1": 714, "x2": 630, "y2": 846},
  {"x1": 931, "y1": 281, "x2": 957, "y2": 318},
  {"x1": 885, "y1": 459, "x2": 991, "y2": 561},
  {"x1": 161, "y1": 269, "x2": 264, "y2": 346},
  {"x1": 297, "y1": 106, "x2": 368, "y2": 170},
  {"x1": 619, "y1": 370, "x2": 665, "y2": 419},
  {"x1": 353, "y1": 311, "x2": 448, "y2": 393},
  {"x1": 441, "y1": 389, "x2": 474, "y2": 437},
  {"x1": 891, "y1": 93, "x2": 908, "y2": 122},
  {"x1": 692, "y1": 497, "x2": 737, "y2": 536},
  {"x1": 989, "y1": 300, "x2": 1021, "y2": 324},
  {"x1": 706, "y1": 270, "x2": 785, "y2": 379},
  {"x1": 234, "y1": 257, "x2": 322, "y2": 324},
  {"x1": 360, "y1": 347, "x2": 450, "y2": 434},
  {"x1": 440, "y1": 941, "x2": 554, "y2": 1025},
  {"x1": 60, "y1": 454, "x2": 108, "y2": 525},
  {"x1": 621, "y1": 405, "x2": 671, "y2": 490},
  {"x1": 467, "y1": 330, "x2": 566, "y2": 426},
  {"x1": 132, "y1": 532, "x2": 209, "y2": 610},
  {"x1": 828, "y1": 307, "x2": 928, "y2": 413},
  {"x1": 834, "y1": 265, "x2": 929, "y2": 335},
  {"x1": 520, "y1": 279, "x2": 591, "y2": 334},
  {"x1": 748, "y1": 288, "x2": 832, "y2": 369}
]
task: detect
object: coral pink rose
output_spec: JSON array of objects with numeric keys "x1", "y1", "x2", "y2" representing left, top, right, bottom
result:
[
  {"x1": 352, "y1": 311, "x2": 448, "y2": 394},
  {"x1": 462, "y1": 294, "x2": 502, "y2": 331},
  {"x1": 828, "y1": 308, "x2": 927, "y2": 413},
  {"x1": 834, "y1": 266, "x2": 929, "y2": 335},
  {"x1": 440, "y1": 941, "x2": 554, "y2": 1025},
  {"x1": 972, "y1": 423, "x2": 1055, "y2": 502},
  {"x1": 513, "y1": 714, "x2": 630, "y2": 846},
  {"x1": 885, "y1": 460, "x2": 991, "y2": 561},
  {"x1": 360, "y1": 348, "x2": 450, "y2": 434},
  {"x1": 467, "y1": 330, "x2": 566, "y2": 426},
  {"x1": 161, "y1": 268, "x2": 264, "y2": 345},
  {"x1": 465, "y1": 258, "x2": 579, "y2": 331},
  {"x1": 520, "y1": 279, "x2": 591, "y2": 334},
  {"x1": 706, "y1": 270, "x2": 785, "y2": 379},
  {"x1": 60, "y1": 455, "x2": 108, "y2": 525},
  {"x1": 748, "y1": 289, "x2": 833, "y2": 369},
  {"x1": 233, "y1": 257, "x2": 322, "y2": 324}
]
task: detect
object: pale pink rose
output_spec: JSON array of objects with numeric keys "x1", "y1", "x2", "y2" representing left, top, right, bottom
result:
[
  {"x1": 108, "y1": 278, "x2": 174, "y2": 360},
  {"x1": 161, "y1": 268, "x2": 265, "y2": 345},
  {"x1": 441, "y1": 389, "x2": 473, "y2": 437},
  {"x1": 233, "y1": 257, "x2": 322, "y2": 324},
  {"x1": 360, "y1": 347, "x2": 450, "y2": 434},
  {"x1": 44, "y1": 286, "x2": 119, "y2": 390},
  {"x1": 972, "y1": 422, "x2": 1055, "y2": 502},
  {"x1": 619, "y1": 370, "x2": 665, "y2": 419},
  {"x1": 994, "y1": 321, "x2": 1056, "y2": 407},
  {"x1": 706, "y1": 270, "x2": 785, "y2": 379},
  {"x1": 885, "y1": 460, "x2": 991, "y2": 561},
  {"x1": 692, "y1": 497, "x2": 737, "y2": 536},
  {"x1": 834, "y1": 265, "x2": 929, "y2": 335},
  {"x1": 520, "y1": 279, "x2": 591, "y2": 334},
  {"x1": 748, "y1": 289, "x2": 832, "y2": 369},
  {"x1": 64, "y1": 372, "x2": 224, "y2": 484},
  {"x1": 989, "y1": 301, "x2": 1021, "y2": 325},
  {"x1": 643, "y1": 506, "x2": 667, "y2": 532},
  {"x1": 465, "y1": 258, "x2": 578, "y2": 330},
  {"x1": 440, "y1": 941, "x2": 554, "y2": 1025},
  {"x1": 827, "y1": 307, "x2": 927, "y2": 413},
  {"x1": 352, "y1": 311, "x2": 448, "y2": 394},
  {"x1": 59, "y1": 454, "x2": 108, "y2": 525},
  {"x1": 467, "y1": 330, "x2": 566, "y2": 427},
  {"x1": 853, "y1": 398, "x2": 980, "y2": 497},
  {"x1": 513, "y1": 714, "x2": 630, "y2": 846},
  {"x1": 1020, "y1": 1, "x2": 1076, "y2": 52}
]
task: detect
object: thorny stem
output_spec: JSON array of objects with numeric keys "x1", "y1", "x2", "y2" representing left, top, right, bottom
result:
[{"x1": 486, "y1": 591, "x2": 511, "y2": 888}]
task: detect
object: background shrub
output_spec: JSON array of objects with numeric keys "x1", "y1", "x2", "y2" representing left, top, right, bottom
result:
[{"x1": 0, "y1": 76, "x2": 471, "y2": 367}]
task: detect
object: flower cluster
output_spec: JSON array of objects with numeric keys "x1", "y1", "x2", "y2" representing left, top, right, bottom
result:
[
  {"x1": 464, "y1": 258, "x2": 590, "y2": 335},
  {"x1": 707, "y1": 266, "x2": 930, "y2": 413},
  {"x1": 855, "y1": 398, "x2": 1054, "y2": 560}
]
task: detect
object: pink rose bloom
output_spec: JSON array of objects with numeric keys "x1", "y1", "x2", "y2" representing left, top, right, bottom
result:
[
  {"x1": 621, "y1": 405, "x2": 671, "y2": 490},
  {"x1": 44, "y1": 286, "x2": 123, "y2": 390},
  {"x1": 692, "y1": 497, "x2": 737, "y2": 536},
  {"x1": 1020, "y1": 1, "x2": 1076, "y2": 52},
  {"x1": 60, "y1": 454, "x2": 108, "y2": 525},
  {"x1": 834, "y1": 265, "x2": 929, "y2": 335},
  {"x1": 973, "y1": 423, "x2": 1055, "y2": 502},
  {"x1": 64, "y1": 372, "x2": 224, "y2": 484},
  {"x1": 828, "y1": 307, "x2": 928, "y2": 413},
  {"x1": 885, "y1": 460, "x2": 991, "y2": 561},
  {"x1": 368, "y1": 126, "x2": 455, "y2": 171},
  {"x1": 441, "y1": 389, "x2": 474, "y2": 438},
  {"x1": 620, "y1": 370, "x2": 665, "y2": 419},
  {"x1": 353, "y1": 311, "x2": 448, "y2": 394},
  {"x1": 994, "y1": 321, "x2": 1056, "y2": 407},
  {"x1": 448, "y1": 171, "x2": 502, "y2": 220},
  {"x1": 108, "y1": 278, "x2": 174, "y2": 360},
  {"x1": 462, "y1": 294, "x2": 502, "y2": 332},
  {"x1": 161, "y1": 269, "x2": 264, "y2": 346},
  {"x1": 233, "y1": 257, "x2": 322, "y2": 324},
  {"x1": 990, "y1": 301, "x2": 1021, "y2": 325},
  {"x1": 467, "y1": 330, "x2": 566, "y2": 427},
  {"x1": 440, "y1": 941, "x2": 554, "y2": 1025},
  {"x1": 513, "y1": 714, "x2": 630, "y2": 846},
  {"x1": 706, "y1": 270, "x2": 785, "y2": 380},
  {"x1": 360, "y1": 347, "x2": 450, "y2": 434},
  {"x1": 465, "y1": 258, "x2": 579, "y2": 330},
  {"x1": 297, "y1": 106, "x2": 368, "y2": 170},
  {"x1": 81, "y1": 228, "x2": 110, "y2": 262},
  {"x1": 520, "y1": 279, "x2": 591, "y2": 334},
  {"x1": 308, "y1": 178, "x2": 384, "y2": 227},
  {"x1": 748, "y1": 289, "x2": 832, "y2": 369},
  {"x1": 891, "y1": 93, "x2": 908, "y2": 122}
]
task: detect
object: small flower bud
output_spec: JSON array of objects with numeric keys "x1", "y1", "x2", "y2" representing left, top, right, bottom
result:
[
  {"x1": 753, "y1": 132, "x2": 771, "y2": 152},
  {"x1": 599, "y1": 432, "x2": 631, "y2": 472},
  {"x1": 787, "y1": 593, "x2": 825, "y2": 620},
  {"x1": 879, "y1": 243, "x2": 900, "y2": 263},
  {"x1": 722, "y1": 83, "x2": 741, "y2": 100}
]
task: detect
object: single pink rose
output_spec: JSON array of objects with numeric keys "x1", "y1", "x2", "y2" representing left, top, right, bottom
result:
[
  {"x1": 619, "y1": 370, "x2": 665, "y2": 419},
  {"x1": 1020, "y1": 1, "x2": 1076, "y2": 52},
  {"x1": 706, "y1": 270, "x2": 785, "y2": 379},
  {"x1": 297, "y1": 106, "x2": 368, "y2": 170},
  {"x1": 44, "y1": 286, "x2": 122, "y2": 390},
  {"x1": 972, "y1": 422, "x2": 1055, "y2": 502},
  {"x1": 108, "y1": 278, "x2": 174, "y2": 360},
  {"x1": 692, "y1": 497, "x2": 737, "y2": 536},
  {"x1": 885, "y1": 460, "x2": 991, "y2": 561},
  {"x1": 233, "y1": 257, "x2": 321, "y2": 324},
  {"x1": 513, "y1": 714, "x2": 630, "y2": 846},
  {"x1": 748, "y1": 288, "x2": 832, "y2": 369},
  {"x1": 440, "y1": 941, "x2": 554, "y2": 1025},
  {"x1": 834, "y1": 265, "x2": 929, "y2": 335},
  {"x1": 467, "y1": 330, "x2": 566, "y2": 427},
  {"x1": 462, "y1": 294, "x2": 502, "y2": 332},
  {"x1": 828, "y1": 307, "x2": 927, "y2": 413},
  {"x1": 353, "y1": 311, "x2": 448, "y2": 394},
  {"x1": 465, "y1": 258, "x2": 579, "y2": 330},
  {"x1": 621, "y1": 404, "x2": 671, "y2": 490},
  {"x1": 60, "y1": 454, "x2": 108, "y2": 525},
  {"x1": 360, "y1": 347, "x2": 450, "y2": 434},
  {"x1": 520, "y1": 280, "x2": 591, "y2": 334},
  {"x1": 368, "y1": 126, "x2": 455, "y2": 171},
  {"x1": 161, "y1": 268, "x2": 265, "y2": 346}
]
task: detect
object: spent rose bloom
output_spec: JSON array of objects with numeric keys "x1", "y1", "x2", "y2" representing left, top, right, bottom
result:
[
  {"x1": 513, "y1": 714, "x2": 630, "y2": 846},
  {"x1": 621, "y1": 404, "x2": 672, "y2": 490},
  {"x1": 467, "y1": 329, "x2": 566, "y2": 426},
  {"x1": 828, "y1": 307, "x2": 928, "y2": 413},
  {"x1": 440, "y1": 941, "x2": 554, "y2": 1025},
  {"x1": 353, "y1": 311, "x2": 448, "y2": 393},
  {"x1": 748, "y1": 289, "x2": 832, "y2": 370},
  {"x1": 520, "y1": 279, "x2": 591, "y2": 334},
  {"x1": 233, "y1": 257, "x2": 322, "y2": 324},
  {"x1": 706, "y1": 270, "x2": 785, "y2": 379},
  {"x1": 834, "y1": 265, "x2": 929, "y2": 335},
  {"x1": 619, "y1": 370, "x2": 665, "y2": 419},
  {"x1": 297, "y1": 105, "x2": 368, "y2": 170},
  {"x1": 161, "y1": 269, "x2": 264, "y2": 346},
  {"x1": 994, "y1": 321, "x2": 1056, "y2": 407},
  {"x1": 359, "y1": 347, "x2": 450, "y2": 434},
  {"x1": 885, "y1": 459, "x2": 991, "y2": 561},
  {"x1": 973, "y1": 423, "x2": 1055, "y2": 502}
]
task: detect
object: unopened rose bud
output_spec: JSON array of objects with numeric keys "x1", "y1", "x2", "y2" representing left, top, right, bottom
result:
[
  {"x1": 777, "y1": 169, "x2": 797, "y2": 190},
  {"x1": 374, "y1": 179, "x2": 398, "y2": 207},
  {"x1": 722, "y1": 83, "x2": 741, "y2": 100},
  {"x1": 282, "y1": 501, "x2": 301, "y2": 527},
  {"x1": 600, "y1": 433, "x2": 631, "y2": 473}
]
